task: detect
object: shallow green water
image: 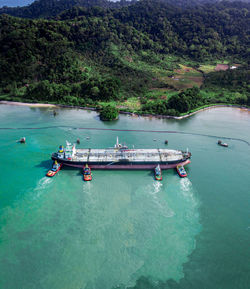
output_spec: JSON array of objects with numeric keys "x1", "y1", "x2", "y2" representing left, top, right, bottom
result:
[{"x1": 0, "y1": 105, "x2": 249, "y2": 289}]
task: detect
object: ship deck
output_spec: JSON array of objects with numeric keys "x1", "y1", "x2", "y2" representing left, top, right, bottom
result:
[{"x1": 72, "y1": 148, "x2": 184, "y2": 163}]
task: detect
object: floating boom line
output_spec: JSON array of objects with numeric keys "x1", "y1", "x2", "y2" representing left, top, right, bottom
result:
[{"x1": 0, "y1": 126, "x2": 249, "y2": 146}]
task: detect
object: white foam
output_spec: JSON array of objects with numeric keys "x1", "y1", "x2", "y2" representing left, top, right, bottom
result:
[
  {"x1": 149, "y1": 182, "x2": 174, "y2": 218},
  {"x1": 37, "y1": 177, "x2": 53, "y2": 188},
  {"x1": 152, "y1": 181, "x2": 162, "y2": 194},
  {"x1": 180, "y1": 178, "x2": 192, "y2": 192},
  {"x1": 82, "y1": 182, "x2": 92, "y2": 195},
  {"x1": 33, "y1": 177, "x2": 53, "y2": 199},
  {"x1": 180, "y1": 178, "x2": 198, "y2": 206}
]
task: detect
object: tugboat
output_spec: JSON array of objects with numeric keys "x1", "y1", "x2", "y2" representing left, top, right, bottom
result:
[
  {"x1": 83, "y1": 164, "x2": 92, "y2": 181},
  {"x1": 176, "y1": 164, "x2": 187, "y2": 178},
  {"x1": 46, "y1": 161, "x2": 62, "y2": 177},
  {"x1": 218, "y1": 140, "x2": 228, "y2": 147},
  {"x1": 154, "y1": 164, "x2": 162, "y2": 181}
]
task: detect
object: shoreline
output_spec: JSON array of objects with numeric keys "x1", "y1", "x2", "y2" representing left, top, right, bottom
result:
[
  {"x1": 0, "y1": 101, "x2": 57, "y2": 108},
  {"x1": 0, "y1": 100, "x2": 249, "y2": 120},
  {"x1": 172, "y1": 104, "x2": 250, "y2": 119}
]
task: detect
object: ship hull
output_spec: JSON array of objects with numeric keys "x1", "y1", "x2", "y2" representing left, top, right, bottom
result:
[{"x1": 51, "y1": 156, "x2": 190, "y2": 170}]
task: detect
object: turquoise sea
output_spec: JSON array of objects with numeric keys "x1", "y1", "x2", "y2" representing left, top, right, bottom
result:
[{"x1": 0, "y1": 104, "x2": 249, "y2": 289}]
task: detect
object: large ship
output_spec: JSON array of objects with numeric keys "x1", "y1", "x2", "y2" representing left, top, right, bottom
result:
[{"x1": 51, "y1": 138, "x2": 191, "y2": 170}]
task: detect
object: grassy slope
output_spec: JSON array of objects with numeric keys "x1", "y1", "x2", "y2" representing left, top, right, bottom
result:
[
  {"x1": 0, "y1": 42, "x2": 248, "y2": 115},
  {"x1": 95, "y1": 54, "x2": 248, "y2": 113}
]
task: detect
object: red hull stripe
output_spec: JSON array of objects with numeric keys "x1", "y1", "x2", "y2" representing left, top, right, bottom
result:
[{"x1": 57, "y1": 160, "x2": 190, "y2": 170}]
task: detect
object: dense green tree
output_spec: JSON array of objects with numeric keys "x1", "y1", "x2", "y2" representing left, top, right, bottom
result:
[
  {"x1": 26, "y1": 81, "x2": 71, "y2": 102},
  {"x1": 99, "y1": 105, "x2": 119, "y2": 120},
  {"x1": 99, "y1": 78, "x2": 120, "y2": 101},
  {"x1": 203, "y1": 67, "x2": 250, "y2": 93},
  {"x1": 167, "y1": 87, "x2": 204, "y2": 113}
]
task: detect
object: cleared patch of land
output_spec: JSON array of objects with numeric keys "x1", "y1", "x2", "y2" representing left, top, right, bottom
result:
[
  {"x1": 199, "y1": 64, "x2": 216, "y2": 73},
  {"x1": 150, "y1": 64, "x2": 204, "y2": 92},
  {"x1": 99, "y1": 97, "x2": 141, "y2": 111}
]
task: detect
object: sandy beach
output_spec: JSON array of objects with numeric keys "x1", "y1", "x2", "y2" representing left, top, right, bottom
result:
[{"x1": 0, "y1": 100, "x2": 57, "y2": 108}]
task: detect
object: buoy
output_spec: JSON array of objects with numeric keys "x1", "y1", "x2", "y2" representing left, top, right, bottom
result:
[{"x1": 19, "y1": 137, "x2": 26, "y2": 143}]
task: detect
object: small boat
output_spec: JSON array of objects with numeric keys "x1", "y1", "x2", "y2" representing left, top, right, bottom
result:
[
  {"x1": 17, "y1": 137, "x2": 26, "y2": 143},
  {"x1": 46, "y1": 161, "x2": 62, "y2": 177},
  {"x1": 176, "y1": 165, "x2": 187, "y2": 178},
  {"x1": 154, "y1": 164, "x2": 162, "y2": 181},
  {"x1": 218, "y1": 140, "x2": 228, "y2": 147},
  {"x1": 83, "y1": 164, "x2": 92, "y2": 181}
]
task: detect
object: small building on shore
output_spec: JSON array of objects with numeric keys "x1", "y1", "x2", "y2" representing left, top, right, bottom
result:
[{"x1": 215, "y1": 64, "x2": 229, "y2": 71}]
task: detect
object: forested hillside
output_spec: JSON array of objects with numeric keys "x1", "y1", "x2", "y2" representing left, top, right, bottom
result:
[
  {"x1": 2, "y1": 0, "x2": 250, "y2": 19},
  {"x1": 0, "y1": 0, "x2": 249, "y2": 115},
  {"x1": 0, "y1": 0, "x2": 137, "y2": 18}
]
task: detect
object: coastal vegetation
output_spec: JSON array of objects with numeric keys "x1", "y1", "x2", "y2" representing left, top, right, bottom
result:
[
  {"x1": 0, "y1": 0, "x2": 249, "y2": 116},
  {"x1": 99, "y1": 105, "x2": 119, "y2": 121}
]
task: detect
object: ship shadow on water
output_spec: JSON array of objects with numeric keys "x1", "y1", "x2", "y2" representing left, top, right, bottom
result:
[
  {"x1": 147, "y1": 170, "x2": 155, "y2": 179},
  {"x1": 35, "y1": 159, "x2": 52, "y2": 169}
]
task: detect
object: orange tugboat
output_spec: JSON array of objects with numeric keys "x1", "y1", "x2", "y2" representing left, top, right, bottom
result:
[
  {"x1": 83, "y1": 164, "x2": 92, "y2": 181},
  {"x1": 46, "y1": 161, "x2": 62, "y2": 177},
  {"x1": 176, "y1": 164, "x2": 187, "y2": 178},
  {"x1": 154, "y1": 164, "x2": 162, "y2": 181}
]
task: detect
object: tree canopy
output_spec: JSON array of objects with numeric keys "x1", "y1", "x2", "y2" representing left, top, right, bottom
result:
[
  {"x1": 0, "y1": 0, "x2": 249, "y2": 113},
  {"x1": 99, "y1": 105, "x2": 119, "y2": 120}
]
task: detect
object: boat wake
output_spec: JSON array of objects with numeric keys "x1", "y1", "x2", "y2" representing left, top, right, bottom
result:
[
  {"x1": 33, "y1": 177, "x2": 53, "y2": 199},
  {"x1": 180, "y1": 177, "x2": 192, "y2": 192},
  {"x1": 81, "y1": 182, "x2": 97, "y2": 210},
  {"x1": 152, "y1": 181, "x2": 162, "y2": 195},
  {"x1": 82, "y1": 181, "x2": 92, "y2": 195},
  {"x1": 126, "y1": 175, "x2": 201, "y2": 285},
  {"x1": 149, "y1": 181, "x2": 175, "y2": 218},
  {"x1": 178, "y1": 178, "x2": 200, "y2": 230},
  {"x1": 180, "y1": 178, "x2": 197, "y2": 204}
]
